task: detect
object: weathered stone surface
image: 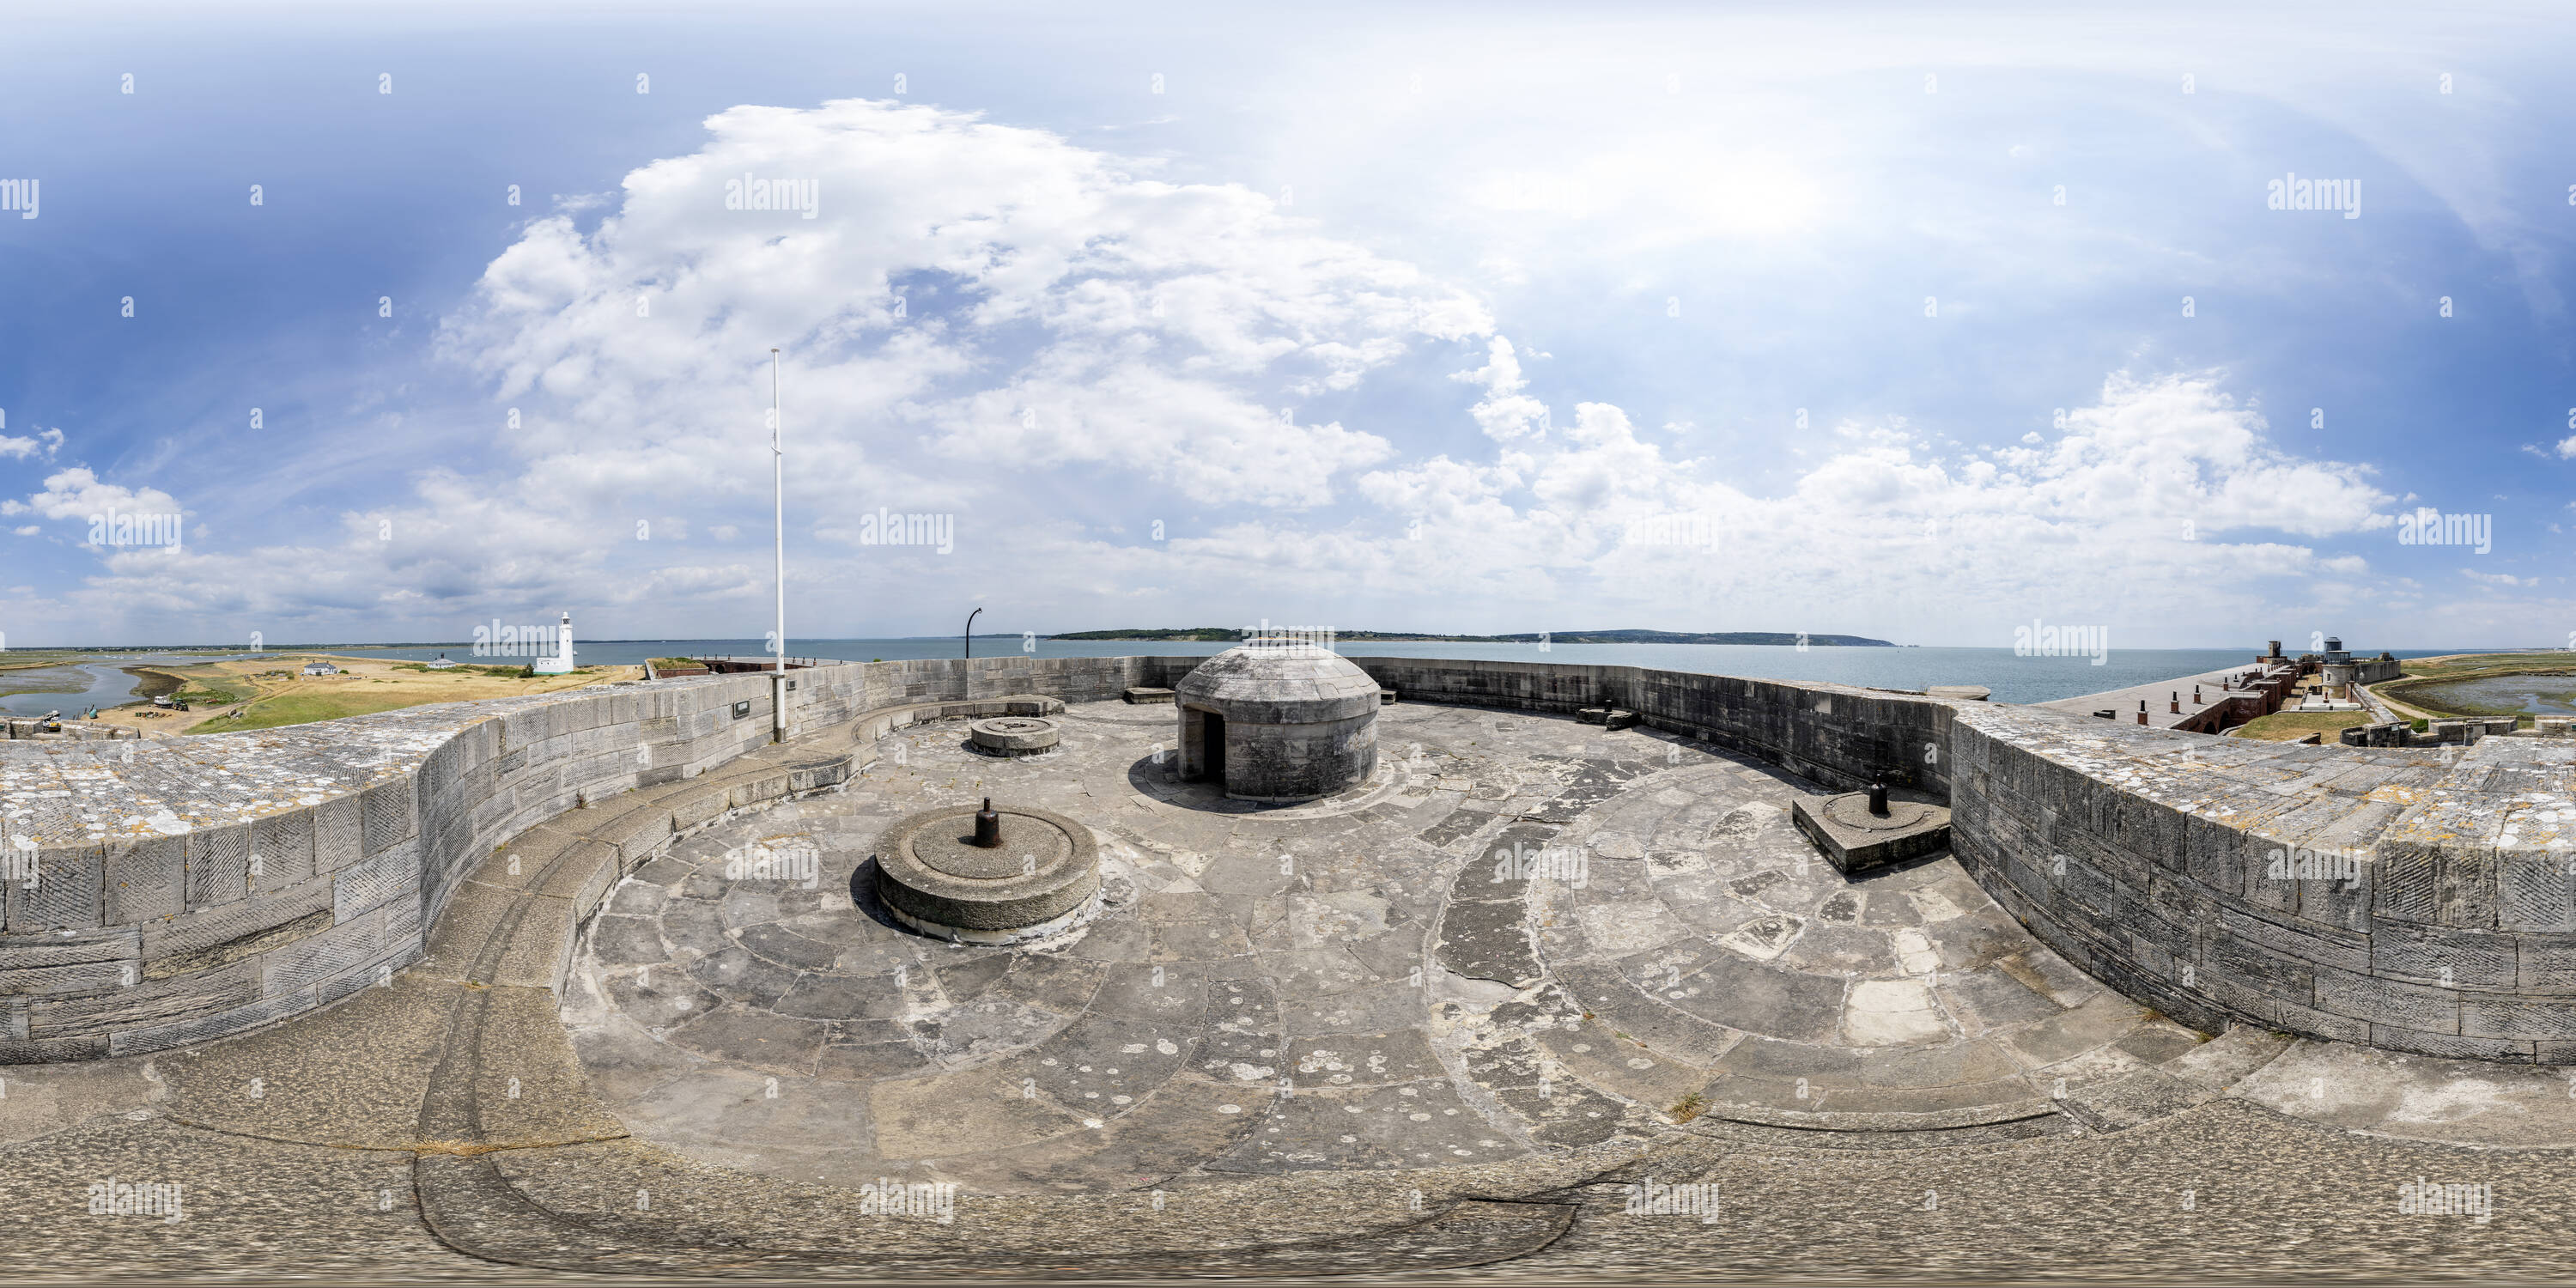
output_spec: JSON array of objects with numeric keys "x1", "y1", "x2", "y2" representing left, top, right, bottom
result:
[
  {"x1": 2315, "y1": 964, "x2": 2459, "y2": 1032},
  {"x1": 7, "y1": 652, "x2": 2573, "y2": 1068},
  {"x1": 32, "y1": 958, "x2": 262, "y2": 1036},
  {"x1": 0, "y1": 670, "x2": 883, "y2": 1059},
  {"x1": 143, "y1": 908, "x2": 332, "y2": 980},
  {"x1": 15, "y1": 844, "x2": 103, "y2": 932},
  {"x1": 101, "y1": 836, "x2": 185, "y2": 924},
  {"x1": 252, "y1": 808, "x2": 317, "y2": 894},
  {"x1": 335, "y1": 841, "x2": 420, "y2": 921},
  {"x1": 556, "y1": 699, "x2": 2235, "y2": 1195}
]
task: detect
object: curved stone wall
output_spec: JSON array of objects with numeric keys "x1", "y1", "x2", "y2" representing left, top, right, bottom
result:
[
  {"x1": 1321, "y1": 659, "x2": 2576, "y2": 1064},
  {"x1": 0, "y1": 657, "x2": 1137, "y2": 1061},
  {"x1": 1343, "y1": 657, "x2": 1955, "y2": 799},
  {"x1": 3, "y1": 653, "x2": 2569, "y2": 1065},
  {"x1": 1942, "y1": 702, "x2": 2576, "y2": 1063}
]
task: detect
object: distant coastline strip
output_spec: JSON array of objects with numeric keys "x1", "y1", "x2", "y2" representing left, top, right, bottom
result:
[{"x1": 1043, "y1": 629, "x2": 1898, "y2": 647}]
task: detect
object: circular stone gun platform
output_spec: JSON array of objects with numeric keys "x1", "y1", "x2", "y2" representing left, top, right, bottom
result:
[
  {"x1": 968, "y1": 716, "x2": 1061, "y2": 757},
  {"x1": 1791, "y1": 786, "x2": 1951, "y2": 878},
  {"x1": 870, "y1": 800, "x2": 1102, "y2": 944}
]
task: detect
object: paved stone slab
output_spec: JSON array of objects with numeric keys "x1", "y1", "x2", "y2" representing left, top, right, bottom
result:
[{"x1": 560, "y1": 702, "x2": 2258, "y2": 1201}]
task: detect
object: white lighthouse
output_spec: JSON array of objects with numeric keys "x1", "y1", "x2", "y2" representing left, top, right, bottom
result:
[{"x1": 532, "y1": 611, "x2": 576, "y2": 675}]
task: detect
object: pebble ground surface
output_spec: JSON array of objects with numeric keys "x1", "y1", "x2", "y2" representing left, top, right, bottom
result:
[{"x1": 7, "y1": 700, "x2": 2576, "y2": 1285}]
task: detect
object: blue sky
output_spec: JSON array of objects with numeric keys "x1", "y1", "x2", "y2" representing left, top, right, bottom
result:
[{"x1": 3, "y1": 0, "x2": 2573, "y2": 649}]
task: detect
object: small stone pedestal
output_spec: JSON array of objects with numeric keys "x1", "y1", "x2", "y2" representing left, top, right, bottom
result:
[
  {"x1": 1123, "y1": 687, "x2": 1176, "y2": 705},
  {"x1": 1791, "y1": 787, "x2": 1951, "y2": 878}
]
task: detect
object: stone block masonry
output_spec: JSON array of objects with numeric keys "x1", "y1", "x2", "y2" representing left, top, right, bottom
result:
[
  {"x1": 4, "y1": 652, "x2": 2573, "y2": 1064},
  {"x1": 4, "y1": 720, "x2": 139, "y2": 742},
  {"x1": 1, "y1": 667, "x2": 838, "y2": 1060},
  {"x1": 1944, "y1": 705, "x2": 2576, "y2": 1060},
  {"x1": 0, "y1": 659, "x2": 1129, "y2": 1060}
]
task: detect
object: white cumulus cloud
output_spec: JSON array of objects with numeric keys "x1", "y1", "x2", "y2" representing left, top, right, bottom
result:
[
  {"x1": 3, "y1": 467, "x2": 183, "y2": 525},
  {"x1": 438, "y1": 97, "x2": 1487, "y2": 508}
]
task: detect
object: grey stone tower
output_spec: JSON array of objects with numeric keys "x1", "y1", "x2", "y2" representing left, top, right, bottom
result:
[{"x1": 1174, "y1": 638, "x2": 1379, "y2": 802}]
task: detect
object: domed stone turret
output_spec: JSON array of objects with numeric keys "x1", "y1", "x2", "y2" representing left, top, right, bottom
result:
[{"x1": 1174, "y1": 638, "x2": 1380, "y2": 802}]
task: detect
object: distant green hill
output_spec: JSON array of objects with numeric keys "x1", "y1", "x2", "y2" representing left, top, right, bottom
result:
[
  {"x1": 1048, "y1": 627, "x2": 1248, "y2": 641},
  {"x1": 1046, "y1": 628, "x2": 1897, "y2": 647},
  {"x1": 1490, "y1": 629, "x2": 1897, "y2": 647}
]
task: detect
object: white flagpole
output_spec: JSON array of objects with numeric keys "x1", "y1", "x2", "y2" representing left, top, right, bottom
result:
[{"x1": 771, "y1": 347, "x2": 787, "y2": 742}]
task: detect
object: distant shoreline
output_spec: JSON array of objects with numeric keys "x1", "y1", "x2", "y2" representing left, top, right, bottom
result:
[
  {"x1": 9, "y1": 639, "x2": 2569, "y2": 653},
  {"x1": 1041, "y1": 629, "x2": 1901, "y2": 647},
  {"x1": 1046, "y1": 636, "x2": 1896, "y2": 646}
]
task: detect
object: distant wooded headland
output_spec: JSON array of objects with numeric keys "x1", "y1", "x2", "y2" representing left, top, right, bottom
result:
[{"x1": 1045, "y1": 628, "x2": 1897, "y2": 647}]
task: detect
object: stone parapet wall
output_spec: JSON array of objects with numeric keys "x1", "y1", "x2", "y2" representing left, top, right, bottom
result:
[
  {"x1": 1335, "y1": 657, "x2": 1953, "y2": 796},
  {"x1": 1340, "y1": 657, "x2": 2576, "y2": 1062},
  {"x1": 0, "y1": 670, "x2": 799, "y2": 1061},
  {"x1": 4, "y1": 653, "x2": 2571, "y2": 1065},
  {"x1": 0, "y1": 657, "x2": 1178, "y2": 1061},
  {"x1": 3, "y1": 720, "x2": 139, "y2": 741},
  {"x1": 1947, "y1": 702, "x2": 2576, "y2": 1063}
]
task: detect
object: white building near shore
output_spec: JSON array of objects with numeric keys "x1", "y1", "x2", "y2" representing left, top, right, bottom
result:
[{"x1": 532, "y1": 612, "x2": 576, "y2": 675}]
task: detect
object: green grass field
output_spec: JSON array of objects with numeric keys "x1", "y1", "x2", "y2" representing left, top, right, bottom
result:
[
  {"x1": 129, "y1": 665, "x2": 257, "y2": 707},
  {"x1": 183, "y1": 659, "x2": 626, "y2": 734},
  {"x1": 0, "y1": 653, "x2": 96, "y2": 671},
  {"x1": 2402, "y1": 651, "x2": 2576, "y2": 678},
  {"x1": 2232, "y1": 711, "x2": 2373, "y2": 743},
  {"x1": 194, "y1": 690, "x2": 449, "y2": 732}
]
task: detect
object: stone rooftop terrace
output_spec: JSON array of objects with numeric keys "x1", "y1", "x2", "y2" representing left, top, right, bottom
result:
[{"x1": 8, "y1": 653, "x2": 2576, "y2": 1067}]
